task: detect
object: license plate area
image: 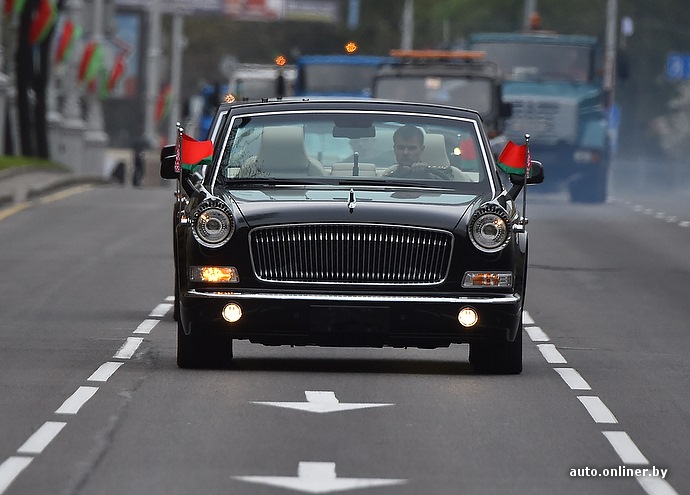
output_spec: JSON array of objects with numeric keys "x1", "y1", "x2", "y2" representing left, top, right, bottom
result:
[{"x1": 310, "y1": 305, "x2": 389, "y2": 333}]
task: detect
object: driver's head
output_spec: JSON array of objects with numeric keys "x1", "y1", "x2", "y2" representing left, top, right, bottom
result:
[{"x1": 393, "y1": 125, "x2": 424, "y2": 168}]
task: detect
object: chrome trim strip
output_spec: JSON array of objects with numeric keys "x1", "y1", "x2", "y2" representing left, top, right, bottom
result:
[{"x1": 186, "y1": 289, "x2": 520, "y2": 304}]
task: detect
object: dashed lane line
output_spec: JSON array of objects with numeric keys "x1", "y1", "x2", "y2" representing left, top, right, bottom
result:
[
  {"x1": 0, "y1": 300, "x2": 172, "y2": 494},
  {"x1": 524, "y1": 311, "x2": 679, "y2": 495}
]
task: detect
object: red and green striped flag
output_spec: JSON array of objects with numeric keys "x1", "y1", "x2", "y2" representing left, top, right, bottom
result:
[
  {"x1": 155, "y1": 85, "x2": 173, "y2": 123},
  {"x1": 497, "y1": 140, "x2": 530, "y2": 175},
  {"x1": 4, "y1": 0, "x2": 28, "y2": 16},
  {"x1": 106, "y1": 53, "x2": 126, "y2": 92},
  {"x1": 29, "y1": 0, "x2": 58, "y2": 45},
  {"x1": 179, "y1": 133, "x2": 213, "y2": 172},
  {"x1": 54, "y1": 18, "x2": 82, "y2": 64},
  {"x1": 78, "y1": 41, "x2": 103, "y2": 83}
]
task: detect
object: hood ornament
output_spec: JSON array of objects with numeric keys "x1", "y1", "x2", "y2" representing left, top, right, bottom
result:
[{"x1": 347, "y1": 188, "x2": 356, "y2": 213}]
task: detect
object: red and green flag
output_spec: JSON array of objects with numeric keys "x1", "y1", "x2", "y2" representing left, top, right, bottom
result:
[
  {"x1": 4, "y1": 0, "x2": 28, "y2": 16},
  {"x1": 78, "y1": 41, "x2": 103, "y2": 83},
  {"x1": 178, "y1": 133, "x2": 213, "y2": 172},
  {"x1": 497, "y1": 140, "x2": 530, "y2": 175},
  {"x1": 54, "y1": 18, "x2": 82, "y2": 64},
  {"x1": 29, "y1": 0, "x2": 58, "y2": 45},
  {"x1": 106, "y1": 53, "x2": 126, "y2": 92},
  {"x1": 155, "y1": 85, "x2": 173, "y2": 123}
]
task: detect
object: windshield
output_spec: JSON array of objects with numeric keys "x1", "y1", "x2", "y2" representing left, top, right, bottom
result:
[
  {"x1": 375, "y1": 77, "x2": 494, "y2": 114},
  {"x1": 472, "y1": 42, "x2": 593, "y2": 83},
  {"x1": 213, "y1": 110, "x2": 490, "y2": 189}
]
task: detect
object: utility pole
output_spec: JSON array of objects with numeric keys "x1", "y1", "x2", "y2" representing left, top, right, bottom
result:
[
  {"x1": 603, "y1": 0, "x2": 618, "y2": 107},
  {"x1": 83, "y1": 0, "x2": 109, "y2": 175},
  {"x1": 522, "y1": 0, "x2": 537, "y2": 30},
  {"x1": 56, "y1": 0, "x2": 87, "y2": 173},
  {"x1": 167, "y1": 11, "x2": 185, "y2": 144},
  {"x1": 0, "y1": 11, "x2": 9, "y2": 154},
  {"x1": 144, "y1": 0, "x2": 162, "y2": 148},
  {"x1": 401, "y1": 0, "x2": 413, "y2": 50}
]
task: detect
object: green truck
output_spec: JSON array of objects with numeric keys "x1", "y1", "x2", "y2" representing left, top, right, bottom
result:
[{"x1": 468, "y1": 31, "x2": 611, "y2": 203}]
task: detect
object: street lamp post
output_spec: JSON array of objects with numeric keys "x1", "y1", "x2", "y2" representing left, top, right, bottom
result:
[
  {"x1": 83, "y1": 0, "x2": 109, "y2": 176},
  {"x1": 56, "y1": 0, "x2": 87, "y2": 173}
]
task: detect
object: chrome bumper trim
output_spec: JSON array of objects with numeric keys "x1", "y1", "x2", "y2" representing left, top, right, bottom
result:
[{"x1": 186, "y1": 289, "x2": 520, "y2": 304}]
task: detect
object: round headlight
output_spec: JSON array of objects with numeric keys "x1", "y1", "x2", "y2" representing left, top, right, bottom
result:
[
  {"x1": 468, "y1": 205, "x2": 510, "y2": 253},
  {"x1": 192, "y1": 199, "x2": 234, "y2": 248}
]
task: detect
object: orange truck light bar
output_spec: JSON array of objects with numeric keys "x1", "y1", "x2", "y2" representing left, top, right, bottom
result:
[{"x1": 389, "y1": 49, "x2": 486, "y2": 60}]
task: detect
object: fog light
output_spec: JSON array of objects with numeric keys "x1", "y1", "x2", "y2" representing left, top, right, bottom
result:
[
  {"x1": 457, "y1": 307, "x2": 478, "y2": 327},
  {"x1": 222, "y1": 303, "x2": 242, "y2": 323}
]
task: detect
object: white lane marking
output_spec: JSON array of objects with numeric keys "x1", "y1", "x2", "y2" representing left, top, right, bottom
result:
[
  {"x1": 680, "y1": 221, "x2": 690, "y2": 228},
  {"x1": 537, "y1": 343, "x2": 567, "y2": 364},
  {"x1": 113, "y1": 337, "x2": 144, "y2": 359},
  {"x1": 522, "y1": 311, "x2": 535, "y2": 325},
  {"x1": 133, "y1": 319, "x2": 160, "y2": 335},
  {"x1": 0, "y1": 457, "x2": 33, "y2": 495},
  {"x1": 233, "y1": 461, "x2": 407, "y2": 493},
  {"x1": 577, "y1": 396, "x2": 618, "y2": 424},
  {"x1": 88, "y1": 362, "x2": 123, "y2": 382},
  {"x1": 17, "y1": 422, "x2": 67, "y2": 455},
  {"x1": 525, "y1": 325, "x2": 549, "y2": 342},
  {"x1": 165, "y1": 295, "x2": 175, "y2": 302},
  {"x1": 636, "y1": 474, "x2": 680, "y2": 495},
  {"x1": 554, "y1": 368, "x2": 591, "y2": 390},
  {"x1": 149, "y1": 303, "x2": 173, "y2": 318},
  {"x1": 254, "y1": 391, "x2": 394, "y2": 414},
  {"x1": 55, "y1": 386, "x2": 99, "y2": 415},
  {"x1": 603, "y1": 431, "x2": 649, "y2": 465}
]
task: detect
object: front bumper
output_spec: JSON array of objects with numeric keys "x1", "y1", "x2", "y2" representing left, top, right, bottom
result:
[{"x1": 180, "y1": 289, "x2": 522, "y2": 348}]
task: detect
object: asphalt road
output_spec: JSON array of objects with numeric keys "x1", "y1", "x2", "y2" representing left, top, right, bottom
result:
[{"x1": 0, "y1": 180, "x2": 688, "y2": 495}]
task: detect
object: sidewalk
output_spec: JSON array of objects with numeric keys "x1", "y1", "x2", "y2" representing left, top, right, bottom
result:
[{"x1": 0, "y1": 166, "x2": 113, "y2": 208}]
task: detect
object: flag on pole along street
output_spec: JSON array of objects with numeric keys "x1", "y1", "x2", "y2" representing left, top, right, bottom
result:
[
  {"x1": 78, "y1": 41, "x2": 103, "y2": 83},
  {"x1": 179, "y1": 133, "x2": 213, "y2": 172},
  {"x1": 497, "y1": 140, "x2": 530, "y2": 175},
  {"x1": 4, "y1": 0, "x2": 28, "y2": 16},
  {"x1": 29, "y1": 0, "x2": 58, "y2": 45},
  {"x1": 155, "y1": 85, "x2": 173, "y2": 123},
  {"x1": 54, "y1": 18, "x2": 82, "y2": 64},
  {"x1": 107, "y1": 53, "x2": 126, "y2": 91}
]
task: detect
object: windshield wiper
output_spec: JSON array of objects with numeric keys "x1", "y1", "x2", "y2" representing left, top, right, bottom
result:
[{"x1": 337, "y1": 178, "x2": 455, "y2": 190}]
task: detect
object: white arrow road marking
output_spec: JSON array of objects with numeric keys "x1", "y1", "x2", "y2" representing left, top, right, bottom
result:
[
  {"x1": 233, "y1": 461, "x2": 407, "y2": 493},
  {"x1": 253, "y1": 391, "x2": 394, "y2": 413}
]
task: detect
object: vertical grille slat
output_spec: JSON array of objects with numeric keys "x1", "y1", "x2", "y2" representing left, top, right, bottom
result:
[{"x1": 250, "y1": 224, "x2": 453, "y2": 285}]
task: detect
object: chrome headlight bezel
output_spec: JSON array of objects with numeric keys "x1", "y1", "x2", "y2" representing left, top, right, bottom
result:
[
  {"x1": 468, "y1": 203, "x2": 511, "y2": 253},
  {"x1": 191, "y1": 198, "x2": 235, "y2": 248}
]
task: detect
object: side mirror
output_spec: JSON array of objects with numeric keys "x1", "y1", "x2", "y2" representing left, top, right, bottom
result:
[
  {"x1": 160, "y1": 145, "x2": 178, "y2": 179},
  {"x1": 509, "y1": 160, "x2": 544, "y2": 185}
]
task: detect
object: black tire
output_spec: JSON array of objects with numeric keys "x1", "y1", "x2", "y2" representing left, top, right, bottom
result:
[
  {"x1": 469, "y1": 323, "x2": 523, "y2": 374},
  {"x1": 177, "y1": 321, "x2": 234, "y2": 369},
  {"x1": 173, "y1": 268, "x2": 180, "y2": 322}
]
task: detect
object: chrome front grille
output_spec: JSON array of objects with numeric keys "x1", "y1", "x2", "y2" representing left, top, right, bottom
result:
[{"x1": 249, "y1": 224, "x2": 453, "y2": 285}]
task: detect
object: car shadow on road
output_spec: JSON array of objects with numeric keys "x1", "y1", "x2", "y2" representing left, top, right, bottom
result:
[{"x1": 226, "y1": 356, "x2": 476, "y2": 376}]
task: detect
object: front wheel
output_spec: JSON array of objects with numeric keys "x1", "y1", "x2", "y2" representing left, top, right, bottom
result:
[
  {"x1": 177, "y1": 321, "x2": 234, "y2": 369},
  {"x1": 469, "y1": 324, "x2": 523, "y2": 374}
]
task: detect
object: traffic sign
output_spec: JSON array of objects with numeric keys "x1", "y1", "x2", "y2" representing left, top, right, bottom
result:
[{"x1": 666, "y1": 53, "x2": 690, "y2": 81}]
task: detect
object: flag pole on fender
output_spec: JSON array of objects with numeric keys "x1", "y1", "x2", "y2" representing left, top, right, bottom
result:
[
  {"x1": 522, "y1": 133, "x2": 531, "y2": 223},
  {"x1": 174, "y1": 122, "x2": 183, "y2": 176}
]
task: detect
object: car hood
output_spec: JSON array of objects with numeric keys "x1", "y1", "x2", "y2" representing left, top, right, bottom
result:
[{"x1": 220, "y1": 187, "x2": 483, "y2": 231}]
